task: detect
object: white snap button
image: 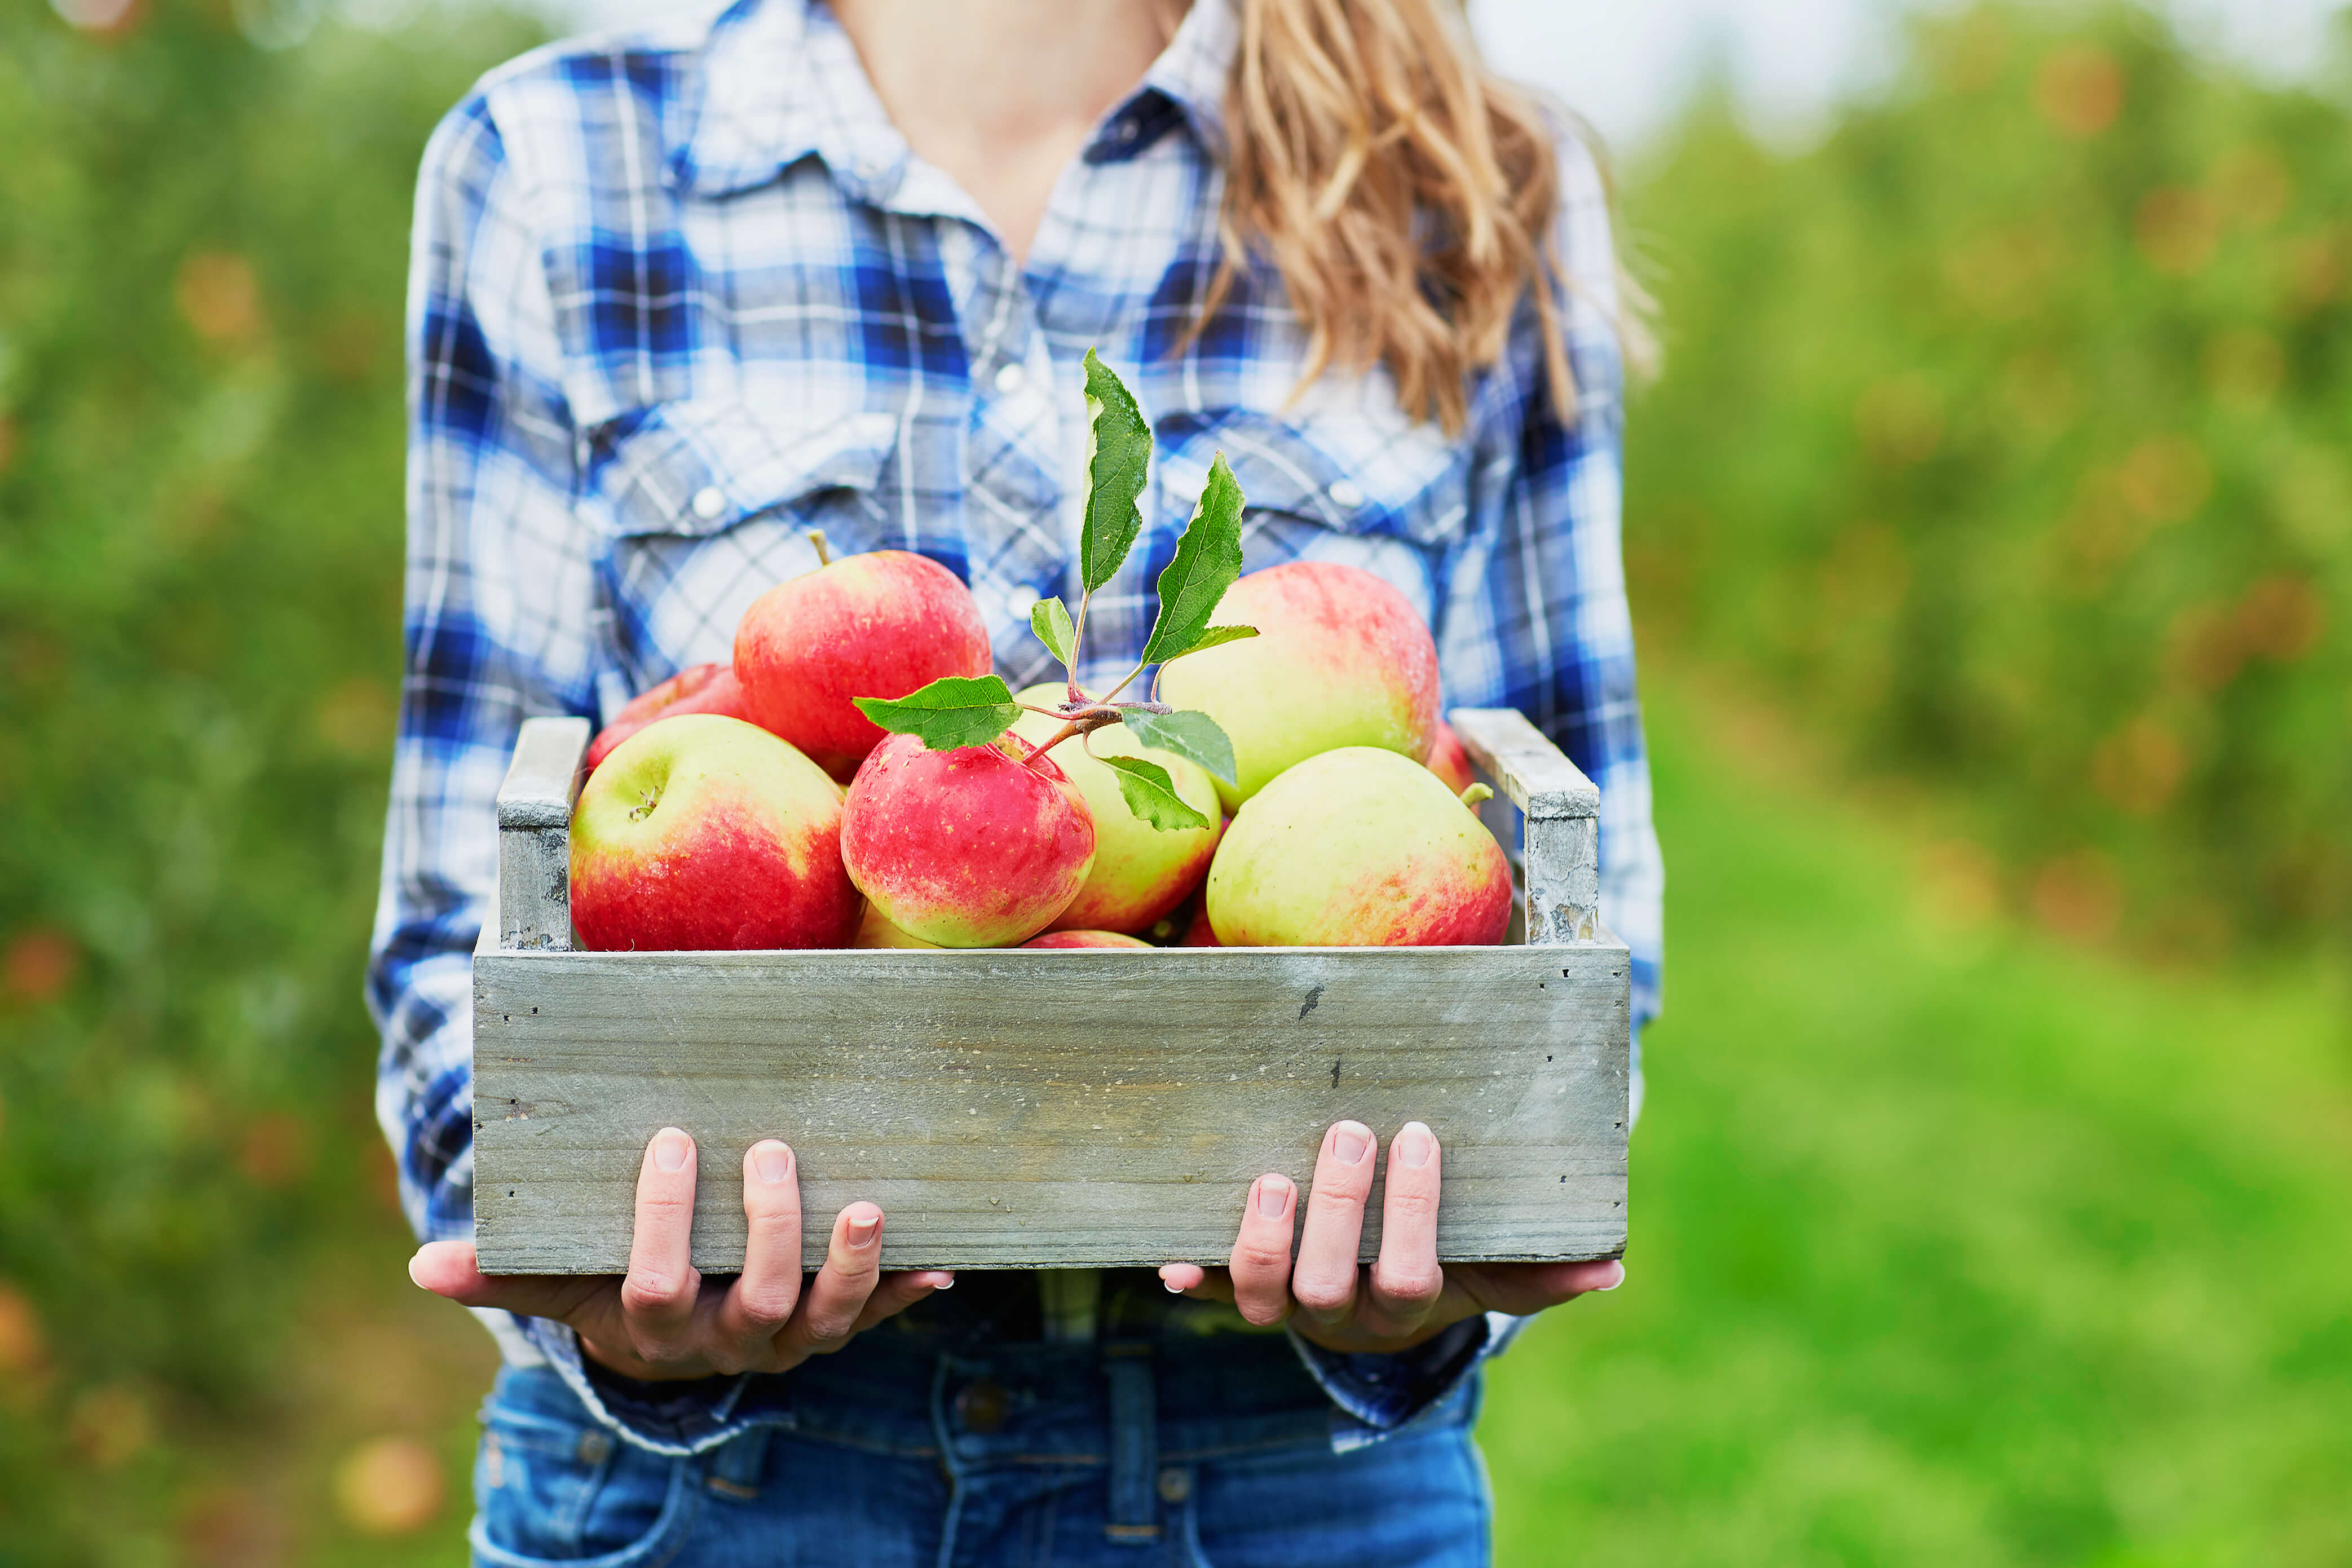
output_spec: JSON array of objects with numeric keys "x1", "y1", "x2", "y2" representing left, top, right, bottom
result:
[
  {"x1": 1326, "y1": 479, "x2": 1366, "y2": 510},
  {"x1": 690, "y1": 485, "x2": 727, "y2": 522},
  {"x1": 994, "y1": 362, "x2": 1026, "y2": 395},
  {"x1": 1005, "y1": 586, "x2": 1040, "y2": 616}
]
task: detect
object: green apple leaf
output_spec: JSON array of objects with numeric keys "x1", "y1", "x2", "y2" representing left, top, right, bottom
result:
[
  {"x1": 1098, "y1": 754, "x2": 1213, "y2": 833},
  {"x1": 1118, "y1": 708, "x2": 1238, "y2": 789},
  {"x1": 1154, "y1": 624, "x2": 1259, "y2": 661},
  {"x1": 853, "y1": 675, "x2": 1018, "y2": 752},
  {"x1": 1079, "y1": 349, "x2": 1151, "y2": 594},
  {"x1": 1030, "y1": 595, "x2": 1078, "y2": 670},
  {"x1": 1140, "y1": 451, "x2": 1245, "y2": 665}
]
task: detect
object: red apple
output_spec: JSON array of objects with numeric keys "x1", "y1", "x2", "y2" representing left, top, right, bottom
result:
[
  {"x1": 1205, "y1": 747, "x2": 1510, "y2": 947},
  {"x1": 1156, "y1": 560, "x2": 1440, "y2": 809},
  {"x1": 840, "y1": 732, "x2": 1095, "y2": 948},
  {"x1": 571, "y1": 715, "x2": 861, "y2": 951},
  {"x1": 585, "y1": 663, "x2": 752, "y2": 773},
  {"x1": 733, "y1": 551, "x2": 992, "y2": 781},
  {"x1": 1424, "y1": 720, "x2": 1476, "y2": 796},
  {"x1": 1020, "y1": 930, "x2": 1152, "y2": 949},
  {"x1": 1178, "y1": 896, "x2": 1222, "y2": 948}
]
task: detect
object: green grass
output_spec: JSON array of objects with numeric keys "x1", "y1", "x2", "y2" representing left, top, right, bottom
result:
[{"x1": 1480, "y1": 678, "x2": 2352, "y2": 1566}]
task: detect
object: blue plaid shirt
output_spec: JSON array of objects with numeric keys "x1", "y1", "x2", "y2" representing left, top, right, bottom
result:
[{"x1": 368, "y1": 0, "x2": 1662, "y2": 1456}]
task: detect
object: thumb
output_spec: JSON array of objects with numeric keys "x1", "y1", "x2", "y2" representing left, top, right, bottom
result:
[{"x1": 408, "y1": 1240, "x2": 597, "y2": 1319}]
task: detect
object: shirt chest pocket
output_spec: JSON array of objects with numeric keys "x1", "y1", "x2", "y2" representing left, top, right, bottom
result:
[
  {"x1": 1151, "y1": 408, "x2": 1472, "y2": 627},
  {"x1": 581, "y1": 402, "x2": 901, "y2": 679}
]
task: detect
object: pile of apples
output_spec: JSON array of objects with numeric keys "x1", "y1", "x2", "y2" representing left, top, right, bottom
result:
[{"x1": 569, "y1": 355, "x2": 1511, "y2": 955}]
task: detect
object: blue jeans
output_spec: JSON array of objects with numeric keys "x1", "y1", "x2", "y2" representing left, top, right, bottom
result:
[{"x1": 469, "y1": 1327, "x2": 1490, "y2": 1566}]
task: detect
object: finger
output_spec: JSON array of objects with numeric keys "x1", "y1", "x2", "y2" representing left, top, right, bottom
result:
[
  {"x1": 1159, "y1": 1264, "x2": 1235, "y2": 1304},
  {"x1": 1457, "y1": 1258, "x2": 1625, "y2": 1317},
  {"x1": 618, "y1": 1127, "x2": 701, "y2": 1363},
  {"x1": 1361, "y1": 1120, "x2": 1445, "y2": 1339},
  {"x1": 407, "y1": 1242, "x2": 603, "y2": 1320},
  {"x1": 775, "y1": 1202, "x2": 886, "y2": 1362},
  {"x1": 849, "y1": 1270, "x2": 955, "y2": 1335},
  {"x1": 1290, "y1": 1120, "x2": 1378, "y2": 1328},
  {"x1": 1228, "y1": 1173, "x2": 1297, "y2": 1327},
  {"x1": 708, "y1": 1141, "x2": 804, "y2": 1368}
]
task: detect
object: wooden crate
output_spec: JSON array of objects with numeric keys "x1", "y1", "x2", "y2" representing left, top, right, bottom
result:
[{"x1": 472, "y1": 709, "x2": 1630, "y2": 1274}]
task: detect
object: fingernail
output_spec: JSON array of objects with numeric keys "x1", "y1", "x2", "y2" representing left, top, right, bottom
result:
[
  {"x1": 1332, "y1": 1124, "x2": 1371, "y2": 1165},
  {"x1": 753, "y1": 1142, "x2": 792, "y2": 1183},
  {"x1": 1597, "y1": 1261, "x2": 1625, "y2": 1291},
  {"x1": 1164, "y1": 1278, "x2": 1184, "y2": 1293},
  {"x1": 931, "y1": 1273, "x2": 955, "y2": 1289},
  {"x1": 1256, "y1": 1175, "x2": 1291, "y2": 1218},
  {"x1": 653, "y1": 1128, "x2": 691, "y2": 1172},
  {"x1": 848, "y1": 1214, "x2": 881, "y2": 1247},
  {"x1": 1395, "y1": 1121, "x2": 1435, "y2": 1169}
]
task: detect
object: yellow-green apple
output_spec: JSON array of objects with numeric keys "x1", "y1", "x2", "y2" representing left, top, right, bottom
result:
[
  {"x1": 851, "y1": 904, "x2": 939, "y2": 949},
  {"x1": 733, "y1": 550, "x2": 992, "y2": 781},
  {"x1": 1009, "y1": 683, "x2": 1221, "y2": 934},
  {"x1": 586, "y1": 662, "x2": 752, "y2": 773},
  {"x1": 1206, "y1": 747, "x2": 1510, "y2": 946},
  {"x1": 1156, "y1": 560, "x2": 1439, "y2": 810},
  {"x1": 840, "y1": 732, "x2": 1095, "y2": 947},
  {"x1": 1019, "y1": 930, "x2": 1152, "y2": 949},
  {"x1": 1424, "y1": 719, "x2": 1475, "y2": 796},
  {"x1": 571, "y1": 715, "x2": 861, "y2": 951}
]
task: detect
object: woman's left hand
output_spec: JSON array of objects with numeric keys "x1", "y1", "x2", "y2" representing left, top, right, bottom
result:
[{"x1": 1158, "y1": 1120, "x2": 1623, "y2": 1354}]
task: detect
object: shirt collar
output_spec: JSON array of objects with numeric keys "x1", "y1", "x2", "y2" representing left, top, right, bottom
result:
[{"x1": 674, "y1": 0, "x2": 1238, "y2": 199}]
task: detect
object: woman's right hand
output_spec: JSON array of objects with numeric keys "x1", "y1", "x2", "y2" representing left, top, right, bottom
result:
[{"x1": 408, "y1": 1128, "x2": 953, "y2": 1379}]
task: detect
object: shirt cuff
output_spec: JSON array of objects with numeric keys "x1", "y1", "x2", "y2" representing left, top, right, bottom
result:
[
  {"x1": 1286, "y1": 1310, "x2": 1526, "y2": 1452},
  {"x1": 514, "y1": 1317, "x2": 758, "y2": 1457}
]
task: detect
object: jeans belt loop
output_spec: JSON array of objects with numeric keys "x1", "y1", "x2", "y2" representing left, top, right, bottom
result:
[
  {"x1": 705, "y1": 1423, "x2": 771, "y2": 1500},
  {"x1": 1101, "y1": 1340, "x2": 1159, "y2": 1544}
]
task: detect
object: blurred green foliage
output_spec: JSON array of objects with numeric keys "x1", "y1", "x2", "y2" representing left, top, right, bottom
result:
[
  {"x1": 0, "y1": 0, "x2": 2346, "y2": 1562},
  {"x1": 1624, "y1": 3, "x2": 2352, "y2": 954},
  {"x1": 0, "y1": 1, "x2": 533, "y2": 1558}
]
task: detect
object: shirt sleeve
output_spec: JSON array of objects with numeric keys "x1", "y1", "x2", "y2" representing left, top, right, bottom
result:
[
  {"x1": 368, "y1": 90, "x2": 722, "y2": 1451},
  {"x1": 1300, "y1": 127, "x2": 1661, "y2": 1450}
]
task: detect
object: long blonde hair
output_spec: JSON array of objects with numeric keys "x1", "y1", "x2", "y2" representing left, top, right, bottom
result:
[{"x1": 1203, "y1": 0, "x2": 1656, "y2": 433}]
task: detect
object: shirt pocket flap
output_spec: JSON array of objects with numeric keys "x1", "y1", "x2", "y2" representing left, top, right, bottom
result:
[
  {"x1": 587, "y1": 403, "x2": 898, "y2": 538},
  {"x1": 1153, "y1": 407, "x2": 1468, "y2": 550}
]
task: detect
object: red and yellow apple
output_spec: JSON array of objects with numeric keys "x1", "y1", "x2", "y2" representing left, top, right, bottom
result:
[
  {"x1": 851, "y1": 904, "x2": 939, "y2": 949},
  {"x1": 1424, "y1": 720, "x2": 1476, "y2": 796},
  {"x1": 571, "y1": 714, "x2": 861, "y2": 951},
  {"x1": 586, "y1": 662, "x2": 753, "y2": 773},
  {"x1": 1205, "y1": 747, "x2": 1510, "y2": 947},
  {"x1": 1156, "y1": 560, "x2": 1440, "y2": 810},
  {"x1": 840, "y1": 732, "x2": 1095, "y2": 947},
  {"x1": 1009, "y1": 684, "x2": 1221, "y2": 934},
  {"x1": 1019, "y1": 930, "x2": 1152, "y2": 949},
  {"x1": 733, "y1": 550, "x2": 992, "y2": 781}
]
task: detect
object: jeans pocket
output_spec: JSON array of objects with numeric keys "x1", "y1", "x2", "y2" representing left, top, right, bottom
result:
[{"x1": 470, "y1": 1399, "x2": 698, "y2": 1567}]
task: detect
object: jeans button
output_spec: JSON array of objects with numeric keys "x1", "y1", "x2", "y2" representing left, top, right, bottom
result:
[
  {"x1": 956, "y1": 1379, "x2": 1009, "y2": 1434},
  {"x1": 576, "y1": 1430, "x2": 613, "y2": 1464},
  {"x1": 1157, "y1": 1467, "x2": 1190, "y2": 1503}
]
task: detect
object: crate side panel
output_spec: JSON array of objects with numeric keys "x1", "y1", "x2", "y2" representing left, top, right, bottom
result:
[{"x1": 474, "y1": 947, "x2": 1629, "y2": 1272}]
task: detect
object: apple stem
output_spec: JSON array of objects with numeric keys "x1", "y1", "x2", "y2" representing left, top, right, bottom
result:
[
  {"x1": 806, "y1": 529, "x2": 832, "y2": 567},
  {"x1": 1022, "y1": 720, "x2": 1083, "y2": 767}
]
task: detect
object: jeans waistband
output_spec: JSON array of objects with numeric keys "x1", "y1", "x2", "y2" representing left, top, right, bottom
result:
[{"x1": 505, "y1": 1324, "x2": 1348, "y2": 1468}]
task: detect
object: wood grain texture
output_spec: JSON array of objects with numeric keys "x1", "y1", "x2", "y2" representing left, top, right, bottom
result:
[
  {"x1": 496, "y1": 717, "x2": 589, "y2": 953},
  {"x1": 474, "y1": 945, "x2": 1631, "y2": 1273}
]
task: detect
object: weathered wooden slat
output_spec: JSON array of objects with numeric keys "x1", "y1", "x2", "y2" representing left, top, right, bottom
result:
[
  {"x1": 496, "y1": 717, "x2": 590, "y2": 953},
  {"x1": 474, "y1": 945, "x2": 1631, "y2": 1273},
  {"x1": 1449, "y1": 707, "x2": 1603, "y2": 944}
]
